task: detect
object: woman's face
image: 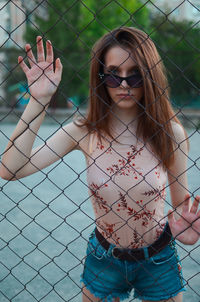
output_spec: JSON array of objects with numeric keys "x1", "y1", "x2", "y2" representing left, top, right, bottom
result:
[{"x1": 103, "y1": 46, "x2": 144, "y2": 111}]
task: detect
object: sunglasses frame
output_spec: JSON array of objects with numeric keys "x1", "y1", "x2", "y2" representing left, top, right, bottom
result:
[{"x1": 99, "y1": 72, "x2": 143, "y2": 88}]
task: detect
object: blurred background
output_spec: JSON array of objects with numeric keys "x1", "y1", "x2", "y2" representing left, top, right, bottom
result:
[{"x1": 0, "y1": 0, "x2": 200, "y2": 117}]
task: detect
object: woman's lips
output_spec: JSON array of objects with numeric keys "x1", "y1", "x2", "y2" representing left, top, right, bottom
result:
[{"x1": 117, "y1": 94, "x2": 134, "y2": 99}]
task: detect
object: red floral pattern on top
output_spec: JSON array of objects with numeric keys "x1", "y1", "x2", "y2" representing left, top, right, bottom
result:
[
  {"x1": 118, "y1": 192, "x2": 128, "y2": 209},
  {"x1": 106, "y1": 145, "x2": 143, "y2": 180},
  {"x1": 129, "y1": 229, "x2": 145, "y2": 249},
  {"x1": 97, "y1": 141, "x2": 105, "y2": 150},
  {"x1": 142, "y1": 184, "x2": 166, "y2": 202},
  {"x1": 117, "y1": 193, "x2": 156, "y2": 228},
  {"x1": 155, "y1": 166, "x2": 161, "y2": 179},
  {"x1": 87, "y1": 138, "x2": 167, "y2": 248},
  {"x1": 90, "y1": 182, "x2": 109, "y2": 214},
  {"x1": 155, "y1": 222, "x2": 167, "y2": 238},
  {"x1": 96, "y1": 220, "x2": 121, "y2": 244}
]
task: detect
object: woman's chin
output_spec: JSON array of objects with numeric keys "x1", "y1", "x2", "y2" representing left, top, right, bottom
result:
[{"x1": 114, "y1": 99, "x2": 137, "y2": 110}]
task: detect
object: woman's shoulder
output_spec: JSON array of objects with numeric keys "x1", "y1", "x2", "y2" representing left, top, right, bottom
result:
[
  {"x1": 170, "y1": 121, "x2": 187, "y2": 144},
  {"x1": 62, "y1": 119, "x2": 88, "y2": 137},
  {"x1": 61, "y1": 119, "x2": 90, "y2": 151}
]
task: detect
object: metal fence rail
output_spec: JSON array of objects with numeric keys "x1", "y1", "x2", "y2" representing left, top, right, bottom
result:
[{"x1": 0, "y1": 1, "x2": 200, "y2": 301}]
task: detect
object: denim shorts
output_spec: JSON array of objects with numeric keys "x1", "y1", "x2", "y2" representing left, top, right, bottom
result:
[{"x1": 80, "y1": 224, "x2": 186, "y2": 302}]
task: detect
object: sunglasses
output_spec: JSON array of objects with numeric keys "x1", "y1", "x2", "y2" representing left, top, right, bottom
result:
[{"x1": 99, "y1": 72, "x2": 143, "y2": 88}]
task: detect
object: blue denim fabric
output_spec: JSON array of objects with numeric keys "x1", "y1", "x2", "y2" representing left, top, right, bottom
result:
[{"x1": 80, "y1": 224, "x2": 186, "y2": 302}]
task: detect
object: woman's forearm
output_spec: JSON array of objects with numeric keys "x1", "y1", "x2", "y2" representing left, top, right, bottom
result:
[{"x1": 0, "y1": 97, "x2": 50, "y2": 180}]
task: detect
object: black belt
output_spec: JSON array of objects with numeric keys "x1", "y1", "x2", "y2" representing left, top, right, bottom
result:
[{"x1": 95, "y1": 223, "x2": 172, "y2": 261}]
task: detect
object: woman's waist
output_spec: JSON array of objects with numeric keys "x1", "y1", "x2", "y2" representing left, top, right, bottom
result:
[{"x1": 95, "y1": 218, "x2": 167, "y2": 249}]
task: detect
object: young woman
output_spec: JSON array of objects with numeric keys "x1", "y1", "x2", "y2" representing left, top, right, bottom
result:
[{"x1": 0, "y1": 27, "x2": 200, "y2": 302}]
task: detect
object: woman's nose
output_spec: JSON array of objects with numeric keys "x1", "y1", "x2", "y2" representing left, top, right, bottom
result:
[{"x1": 120, "y1": 79, "x2": 130, "y2": 88}]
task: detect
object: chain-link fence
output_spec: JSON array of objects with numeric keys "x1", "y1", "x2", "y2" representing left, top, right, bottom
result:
[{"x1": 0, "y1": 1, "x2": 200, "y2": 301}]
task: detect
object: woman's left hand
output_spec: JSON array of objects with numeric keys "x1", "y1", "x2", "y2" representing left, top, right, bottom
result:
[{"x1": 168, "y1": 194, "x2": 200, "y2": 245}]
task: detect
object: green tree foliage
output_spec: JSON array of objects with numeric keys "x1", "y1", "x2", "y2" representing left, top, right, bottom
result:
[
  {"x1": 24, "y1": 1, "x2": 200, "y2": 108},
  {"x1": 149, "y1": 14, "x2": 200, "y2": 107},
  {"x1": 78, "y1": 0, "x2": 150, "y2": 48},
  {"x1": 25, "y1": 0, "x2": 150, "y2": 107}
]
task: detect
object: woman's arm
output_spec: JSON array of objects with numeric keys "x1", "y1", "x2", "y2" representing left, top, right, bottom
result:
[
  {"x1": 0, "y1": 121, "x2": 87, "y2": 180},
  {"x1": 167, "y1": 122, "x2": 189, "y2": 215},
  {"x1": 0, "y1": 37, "x2": 84, "y2": 180},
  {"x1": 167, "y1": 122, "x2": 200, "y2": 245}
]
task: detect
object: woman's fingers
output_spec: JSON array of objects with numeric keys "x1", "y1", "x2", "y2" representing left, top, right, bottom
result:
[
  {"x1": 182, "y1": 194, "x2": 191, "y2": 213},
  {"x1": 37, "y1": 36, "x2": 45, "y2": 62},
  {"x1": 23, "y1": 37, "x2": 55, "y2": 67},
  {"x1": 18, "y1": 56, "x2": 29, "y2": 74},
  {"x1": 46, "y1": 40, "x2": 54, "y2": 65},
  {"x1": 190, "y1": 195, "x2": 200, "y2": 214},
  {"x1": 55, "y1": 58, "x2": 63, "y2": 79},
  {"x1": 25, "y1": 44, "x2": 36, "y2": 68},
  {"x1": 20, "y1": 38, "x2": 61, "y2": 82}
]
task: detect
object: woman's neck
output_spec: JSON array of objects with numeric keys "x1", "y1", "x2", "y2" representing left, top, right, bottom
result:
[{"x1": 109, "y1": 106, "x2": 139, "y2": 133}]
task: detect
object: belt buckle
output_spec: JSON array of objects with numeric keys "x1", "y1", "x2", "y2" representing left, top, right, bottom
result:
[{"x1": 112, "y1": 247, "x2": 120, "y2": 259}]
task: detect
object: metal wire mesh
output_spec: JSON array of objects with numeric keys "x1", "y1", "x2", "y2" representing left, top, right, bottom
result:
[{"x1": 0, "y1": 0, "x2": 200, "y2": 301}]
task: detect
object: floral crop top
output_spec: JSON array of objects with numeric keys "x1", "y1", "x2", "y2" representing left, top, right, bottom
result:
[{"x1": 86, "y1": 130, "x2": 167, "y2": 249}]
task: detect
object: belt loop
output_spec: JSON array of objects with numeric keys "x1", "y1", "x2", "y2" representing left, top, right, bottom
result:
[
  {"x1": 107, "y1": 244, "x2": 114, "y2": 257},
  {"x1": 143, "y1": 247, "x2": 149, "y2": 260}
]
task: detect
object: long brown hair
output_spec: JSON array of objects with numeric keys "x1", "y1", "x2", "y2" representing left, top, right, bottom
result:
[{"x1": 78, "y1": 26, "x2": 186, "y2": 169}]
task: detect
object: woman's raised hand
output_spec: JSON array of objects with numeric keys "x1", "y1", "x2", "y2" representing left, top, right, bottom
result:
[
  {"x1": 168, "y1": 194, "x2": 200, "y2": 245},
  {"x1": 18, "y1": 36, "x2": 62, "y2": 105}
]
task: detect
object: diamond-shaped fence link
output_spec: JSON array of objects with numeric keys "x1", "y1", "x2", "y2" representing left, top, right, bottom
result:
[{"x1": 0, "y1": 0, "x2": 200, "y2": 301}]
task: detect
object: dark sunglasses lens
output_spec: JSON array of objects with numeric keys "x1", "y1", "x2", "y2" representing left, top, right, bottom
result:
[
  {"x1": 128, "y1": 74, "x2": 143, "y2": 87},
  {"x1": 104, "y1": 75, "x2": 121, "y2": 88}
]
